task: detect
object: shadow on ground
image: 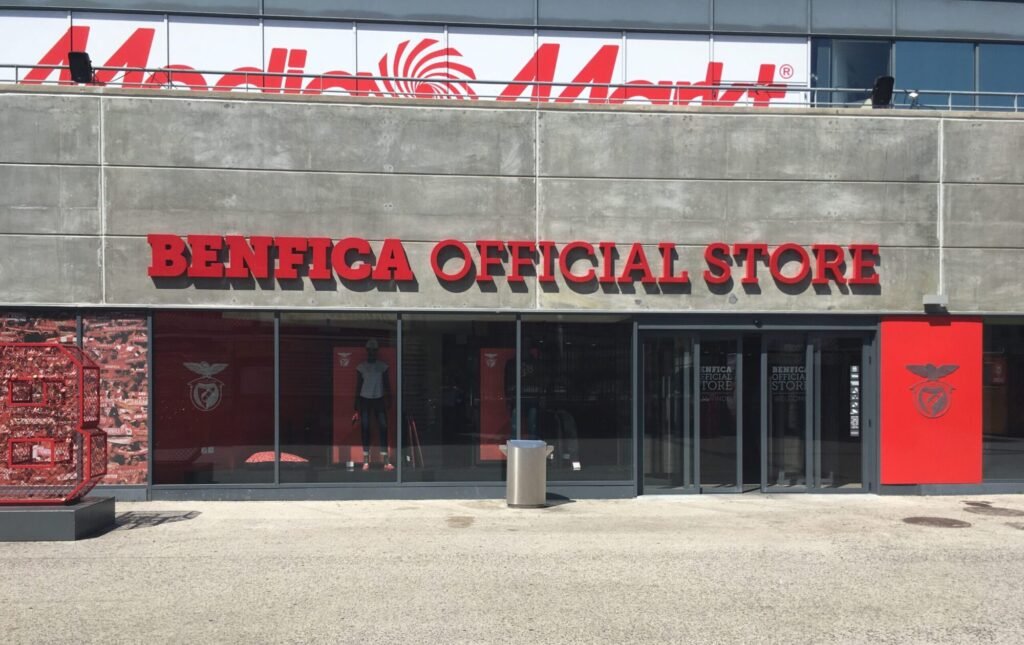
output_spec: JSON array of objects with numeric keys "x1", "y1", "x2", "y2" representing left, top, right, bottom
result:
[{"x1": 114, "y1": 511, "x2": 201, "y2": 531}]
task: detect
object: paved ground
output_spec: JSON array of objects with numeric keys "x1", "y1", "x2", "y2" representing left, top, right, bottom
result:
[{"x1": 2, "y1": 494, "x2": 1024, "y2": 644}]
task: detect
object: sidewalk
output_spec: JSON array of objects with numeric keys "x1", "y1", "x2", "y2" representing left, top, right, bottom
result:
[{"x1": 2, "y1": 494, "x2": 1023, "y2": 644}]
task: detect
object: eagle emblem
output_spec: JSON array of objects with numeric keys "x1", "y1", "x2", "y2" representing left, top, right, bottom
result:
[
  {"x1": 184, "y1": 362, "x2": 228, "y2": 412},
  {"x1": 906, "y1": 364, "x2": 958, "y2": 419}
]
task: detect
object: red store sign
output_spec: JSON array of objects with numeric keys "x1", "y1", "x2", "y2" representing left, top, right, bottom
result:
[{"x1": 147, "y1": 234, "x2": 880, "y2": 288}]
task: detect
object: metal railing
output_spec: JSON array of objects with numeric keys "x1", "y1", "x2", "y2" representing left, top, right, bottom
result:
[{"x1": 1, "y1": 63, "x2": 1021, "y2": 111}]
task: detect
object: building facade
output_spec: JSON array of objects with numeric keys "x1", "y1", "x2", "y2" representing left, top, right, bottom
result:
[{"x1": 1, "y1": 1, "x2": 1024, "y2": 500}]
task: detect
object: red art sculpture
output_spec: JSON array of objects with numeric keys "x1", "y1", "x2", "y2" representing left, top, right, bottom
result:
[{"x1": 0, "y1": 343, "x2": 107, "y2": 504}]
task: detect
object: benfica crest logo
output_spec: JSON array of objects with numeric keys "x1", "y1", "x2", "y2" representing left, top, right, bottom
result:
[
  {"x1": 484, "y1": 353, "x2": 498, "y2": 368},
  {"x1": 906, "y1": 363, "x2": 959, "y2": 419},
  {"x1": 184, "y1": 361, "x2": 228, "y2": 412},
  {"x1": 338, "y1": 352, "x2": 352, "y2": 368}
]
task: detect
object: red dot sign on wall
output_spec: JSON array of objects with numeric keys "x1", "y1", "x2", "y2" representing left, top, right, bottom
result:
[{"x1": 880, "y1": 317, "x2": 983, "y2": 485}]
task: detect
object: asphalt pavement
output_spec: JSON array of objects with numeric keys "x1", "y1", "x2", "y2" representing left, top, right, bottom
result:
[{"x1": 2, "y1": 494, "x2": 1023, "y2": 644}]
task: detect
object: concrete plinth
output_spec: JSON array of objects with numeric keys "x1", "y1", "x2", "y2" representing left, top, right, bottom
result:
[{"x1": 0, "y1": 497, "x2": 115, "y2": 541}]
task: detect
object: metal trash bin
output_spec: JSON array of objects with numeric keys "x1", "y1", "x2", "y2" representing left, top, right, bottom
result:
[{"x1": 499, "y1": 439, "x2": 554, "y2": 508}]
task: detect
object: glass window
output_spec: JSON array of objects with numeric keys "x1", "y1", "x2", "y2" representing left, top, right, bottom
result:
[
  {"x1": 813, "y1": 39, "x2": 891, "y2": 107},
  {"x1": 983, "y1": 323, "x2": 1024, "y2": 481},
  {"x1": 979, "y1": 44, "x2": 1024, "y2": 111},
  {"x1": 521, "y1": 317, "x2": 632, "y2": 481},
  {"x1": 402, "y1": 315, "x2": 515, "y2": 482},
  {"x1": 279, "y1": 313, "x2": 397, "y2": 483},
  {"x1": 153, "y1": 311, "x2": 274, "y2": 485},
  {"x1": 894, "y1": 40, "x2": 975, "y2": 108}
]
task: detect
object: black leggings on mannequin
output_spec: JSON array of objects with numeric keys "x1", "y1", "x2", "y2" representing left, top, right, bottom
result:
[{"x1": 357, "y1": 396, "x2": 388, "y2": 457}]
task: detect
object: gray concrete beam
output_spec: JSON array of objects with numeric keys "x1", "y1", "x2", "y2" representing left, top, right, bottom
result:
[
  {"x1": 104, "y1": 167, "x2": 535, "y2": 241},
  {"x1": 944, "y1": 119, "x2": 1024, "y2": 184},
  {"x1": 0, "y1": 94, "x2": 99, "y2": 165},
  {"x1": 944, "y1": 184, "x2": 1024, "y2": 248},
  {"x1": 103, "y1": 98, "x2": 536, "y2": 176},
  {"x1": 540, "y1": 178, "x2": 937, "y2": 246},
  {"x1": 0, "y1": 235, "x2": 102, "y2": 304},
  {"x1": 0, "y1": 166, "x2": 100, "y2": 235},
  {"x1": 538, "y1": 111, "x2": 940, "y2": 182}
]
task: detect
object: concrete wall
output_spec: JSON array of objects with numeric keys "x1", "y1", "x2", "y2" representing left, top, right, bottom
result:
[{"x1": 1, "y1": 86, "x2": 1022, "y2": 314}]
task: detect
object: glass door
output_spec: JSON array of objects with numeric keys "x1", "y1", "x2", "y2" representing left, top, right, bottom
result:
[
  {"x1": 641, "y1": 333, "x2": 743, "y2": 493},
  {"x1": 761, "y1": 332, "x2": 871, "y2": 493},
  {"x1": 641, "y1": 330, "x2": 873, "y2": 495},
  {"x1": 763, "y1": 335, "x2": 810, "y2": 491},
  {"x1": 641, "y1": 335, "x2": 694, "y2": 492},
  {"x1": 813, "y1": 334, "x2": 869, "y2": 491},
  {"x1": 696, "y1": 337, "x2": 742, "y2": 492}
]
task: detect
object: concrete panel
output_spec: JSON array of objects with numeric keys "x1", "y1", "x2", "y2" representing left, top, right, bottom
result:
[
  {"x1": 944, "y1": 184, "x2": 1024, "y2": 249},
  {"x1": 540, "y1": 179, "x2": 937, "y2": 246},
  {"x1": 103, "y1": 98, "x2": 535, "y2": 177},
  {"x1": 0, "y1": 235, "x2": 101, "y2": 304},
  {"x1": 539, "y1": 111, "x2": 939, "y2": 182},
  {"x1": 0, "y1": 165, "x2": 100, "y2": 235},
  {"x1": 104, "y1": 237, "x2": 536, "y2": 310},
  {"x1": 897, "y1": 0, "x2": 1024, "y2": 40},
  {"x1": 0, "y1": 94, "x2": 98, "y2": 165},
  {"x1": 264, "y1": 0, "x2": 534, "y2": 24},
  {"x1": 943, "y1": 119, "x2": 1024, "y2": 184},
  {"x1": 714, "y1": 0, "x2": 807, "y2": 33},
  {"x1": 538, "y1": 0, "x2": 710, "y2": 30},
  {"x1": 105, "y1": 167, "x2": 535, "y2": 241},
  {"x1": 537, "y1": 244, "x2": 936, "y2": 313},
  {"x1": 945, "y1": 248, "x2": 1024, "y2": 313},
  {"x1": 811, "y1": 0, "x2": 894, "y2": 36}
]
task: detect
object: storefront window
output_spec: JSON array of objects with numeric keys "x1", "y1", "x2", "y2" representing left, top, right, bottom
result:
[
  {"x1": 402, "y1": 315, "x2": 515, "y2": 482},
  {"x1": 521, "y1": 317, "x2": 633, "y2": 481},
  {"x1": 983, "y1": 323, "x2": 1024, "y2": 480},
  {"x1": 153, "y1": 311, "x2": 274, "y2": 485},
  {"x1": 279, "y1": 313, "x2": 398, "y2": 483}
]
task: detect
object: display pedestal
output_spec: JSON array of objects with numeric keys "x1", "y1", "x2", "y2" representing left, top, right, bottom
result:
[{"x1": 0, "y1": 497, "x2": 115, "y2": 541}]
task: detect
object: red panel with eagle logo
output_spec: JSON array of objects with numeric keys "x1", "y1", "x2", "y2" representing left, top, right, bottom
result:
[{"x1": 880, "y1": 317, "x2": 982, "y2": 484}]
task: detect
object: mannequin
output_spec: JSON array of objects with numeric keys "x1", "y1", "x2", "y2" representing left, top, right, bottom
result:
[{"x1": 355, "y1": 338, "x2": 393, "y2": 471}]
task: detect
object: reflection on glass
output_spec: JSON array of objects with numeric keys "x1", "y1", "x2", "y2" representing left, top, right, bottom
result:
[
  {"x1": 153, "y1": 311, "x2": 274, "y2": 484},
  {"x1": 522, "y1": 319, "x2": 632, "y2": 481},
  {"x1": 767, "y1": 336, "x2": 807, "y2": 488},
  {"x1": 979, "y1": 44, "x2": 1024, "y2": 111},
  {"x1": 699, "y1": 339, "x2": 738, "y2": 488},
  {"x1": 983, "y1": 325, "x2": 1024, "y2": 480},
  {"x1": 279, "y1": 313, "x2": 397, "y2": 483},
  {"x1": 894, "y1": 41, "x2": 975, "y2": 108},
  {"x1": 643, "y1": 336, "x2": 693, "y2": 492},
  {"x1": 402, "y1": 316, "x2": 515, "y2": 482},
  {"x1": 818, "y1": 336, "x2": 863, "y2": 488}
]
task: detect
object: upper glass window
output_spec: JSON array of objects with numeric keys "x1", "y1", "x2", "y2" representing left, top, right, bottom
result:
[
  {"x1": 978, "y1": 44, "x2": 1024, "y2": 111},
  {"x1": 894, "y1": 40, "x2": 975, "y2": 108},
  {"x1": 812, "y1": 38, "x2": 891, "y2": 107}
]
